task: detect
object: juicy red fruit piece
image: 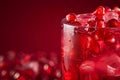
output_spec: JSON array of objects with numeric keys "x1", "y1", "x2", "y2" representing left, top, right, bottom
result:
[
  {"x1": 94, "y1": 28, "x2": 116, "y2": 44},
  {"x1": 104, "y1": 32, "x2": 116, "y2": 44},
  {"x1": 94, "y1": 6, "x2": 105, "y2": 19},
  {"x1": 113, "y1": 6, "x2": 120, "y2": 17},
  {"x1": 96, "y1": 20, "x2": 105, "y2": 28},
  {"x1": 17, "y1": 75, "x2": 26, "y2": 80},
  {"x1": 93, "y1": 28, "x2": 107, "y2": 40},
  {"x1": 85, "y1": 20, "x2": 96, "y2": 32},
  {"x1": 64, "y1": 72, "x2": 72, "y2": 80},
  {"x1": 106, "y1": 19, "x2": 120, "y2": 28},
  {"x1": 73, "y1": 34, "x2": 91, "y2": 59},
  {"x1": 66, "y1": 13, "x2": 76, "y2": 22},
  {"x1": 73, "y1": 33, "x2": 100, "y2": 60},
  {"x1": 89, "y1": 41, "x2": 100, "y2": 56},
  {"x1": 87, "y1": 20, "x2": 96, "y2": 27},
  {"x1": 105, "y1": 6, "x2": 111, "y2": 13}
]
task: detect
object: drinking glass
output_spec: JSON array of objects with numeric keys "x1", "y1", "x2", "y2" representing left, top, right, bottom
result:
[{"x1": 61, "y1": 12, "x2": 120, "y2": 80}]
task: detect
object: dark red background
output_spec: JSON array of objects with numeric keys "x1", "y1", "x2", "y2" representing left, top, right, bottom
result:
[{"x1": 0, "y1": 0, "x2": 120, "y2": 53}]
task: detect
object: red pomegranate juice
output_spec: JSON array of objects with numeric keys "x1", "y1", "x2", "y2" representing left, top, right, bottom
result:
[{"x1": 62, "y1": 6, "x2": 120, "y2": 80}]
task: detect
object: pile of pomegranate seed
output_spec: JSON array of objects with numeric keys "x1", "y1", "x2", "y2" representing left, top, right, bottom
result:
[
  {"x1": 65, "y1": 6, "x2": 120, "y2": 28},
  {"x1": 0, "y1": 51, "x2": 62, "y2": 80}
]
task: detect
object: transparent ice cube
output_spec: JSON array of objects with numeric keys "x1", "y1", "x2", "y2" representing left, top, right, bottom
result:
[
  {"x1": 103, "y1": 11, "x2": 119, "y2": 23},
  {"x1": 76, "y1": 13, "x2": 95, "y2": 27},
  {"x1": 96, "y1": 52, "x2": 120, "y2": 76},
  {"x1": 79, "y1": 60, "x2": 95, "y2": 73}
]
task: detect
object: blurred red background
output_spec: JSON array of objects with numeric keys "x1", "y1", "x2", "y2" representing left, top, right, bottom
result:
[{"x1": 0, "y1": 0, "x2": 120, "y2": 53}]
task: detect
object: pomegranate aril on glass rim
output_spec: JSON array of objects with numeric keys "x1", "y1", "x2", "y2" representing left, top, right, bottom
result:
[
  {"x1": 62, "y1": 6, "x2": 120, "y2": 80},
  {"x1": 94, "y1": 6, "x2": 105, "y2": 19},
  {"x1": 113, "y1": 6, "x2": 120, "y2": 17},
  {"x1": 66, "y1": 13, "x2": 76, "y2": 22},
  {"x1": 105, "y1": 6, "x2": 112, "y2": 13}
]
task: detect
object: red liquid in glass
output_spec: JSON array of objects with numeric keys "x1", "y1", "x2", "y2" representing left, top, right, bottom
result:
[{"x1": 62, "y1": 6, "x2": 120, "y2": 80}]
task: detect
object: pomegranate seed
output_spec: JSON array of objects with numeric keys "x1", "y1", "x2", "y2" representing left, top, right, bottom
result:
[
  {"x1": 89, "y1": 41, "x2": 100, "y2": 56},
  {"x1": 66, "y1": 13, "x2": 76, "y2": 22},
  {"x1": 23, "y1": 69, "x2": 34, "y2": 77},
  {"x1": 113, "y1": 6, "x2": 120, "y2": 11},
  {"x1": 74, "y1": 33, "x2": 100, "y2": 59},
  {"x1": 96, "y1": 20, "x2": 105, "y2": 28},
  {"x1": 87, "y1": 27, "x2": 96, "y2": 33},
  {"x1": 43, "y1": 64, "x2": 52, "y2": 75},
  {"x1": 70, "y1": 21, "x2": 81, "y2": 26},
  {"x1": 93, "y1": 28, "x2": 106, "y2": 40},
  {"x1": 105, "y1": 6, "x2": 111, "y2": 12},
  {"x1": 104, "y1": 33, "x2": 116, "y2": 44},
  {"x1": 113, "y1": 6, "x2": 120, "y2": 18},
  {"x1": 115, "y1": 43, "x2": 120, "y2": 49},
  {"x1": 87, "y1": 20, "x2": 96, "y2": 27},
  {"x1": 75, "y1": 34, "x2": 92, "y2": 59},
  {"x1": 18, "y1": 75, "x2": 26, "y2": 80},
  {"x1": 94, "y1": 6, "x2": 105, "y2": 19},
  {"x1": 64, "y1": 72, "x2": 72, "y2": 80},
  {"x1": 106, "y1": 19, "x2": 120, "y2": 28}
]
